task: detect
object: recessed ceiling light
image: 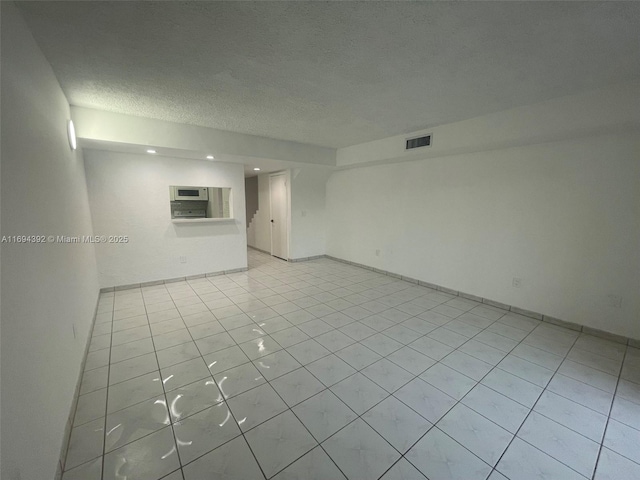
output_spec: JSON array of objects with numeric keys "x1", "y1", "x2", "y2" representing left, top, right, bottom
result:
[
  {"x1": 206, "y1": 155, "x2": 214, "y2": 160},
  {"x1": 253, "y1": 168, "x2": 261, "y2": 171},
  {"x1": 67, "y1": 120, "x2": 77, "y2": 150},
  {"x1": 146, "y1": 149, "x2": 157, "y2": 154}
]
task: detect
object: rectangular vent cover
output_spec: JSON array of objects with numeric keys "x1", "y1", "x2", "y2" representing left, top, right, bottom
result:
[{"x1": 406, "y1": 135, "x2": 431, "y2": 150}]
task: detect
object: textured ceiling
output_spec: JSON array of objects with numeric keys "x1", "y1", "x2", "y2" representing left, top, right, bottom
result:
[{"x1": 16, "y1": 1, "x2": 640, "y2": 148}]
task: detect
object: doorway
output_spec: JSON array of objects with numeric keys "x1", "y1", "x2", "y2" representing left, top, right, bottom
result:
[{"x1": 269, "y1": 173, "x2": 288, "y2": 260}]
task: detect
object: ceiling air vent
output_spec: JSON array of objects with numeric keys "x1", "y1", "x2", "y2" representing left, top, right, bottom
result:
[{"x1": 406, "y1": 134, "x2": 431, "y2": 150}]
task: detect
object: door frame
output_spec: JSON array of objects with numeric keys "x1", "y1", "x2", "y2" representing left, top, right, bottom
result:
[{"x1": 269, "y1": 171, "x2": 290, "y2": 260}]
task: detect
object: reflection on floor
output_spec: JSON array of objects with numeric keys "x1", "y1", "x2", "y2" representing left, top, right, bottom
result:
[{"x1": 64, "y1": 249, "x2": 640, "y2": 480}]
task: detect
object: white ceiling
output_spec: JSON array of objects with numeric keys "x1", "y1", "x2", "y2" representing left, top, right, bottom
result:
[{"x1": 17, "y1": 1, "x2": 640, "y2": 148}]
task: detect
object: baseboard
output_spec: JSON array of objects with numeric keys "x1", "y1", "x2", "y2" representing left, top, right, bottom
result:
[
  {"x1": 99, "y1": 266, "x2": 250, "y2": 292},
  {"x1": 248, "y1": 245, "x2": 270, "y2": 255},
  {"x1": 248, "y1": 245, "x2": 327, "y2": 264},
  {"x1": 325, "y1": 254, "x2": 639, "y2": 346},
  {"x1": 56, "y1": 291, "x2": 101, "y2": 479},
  {"x1": 288, "y1": 254, "x2": 326, "y2": 263}
]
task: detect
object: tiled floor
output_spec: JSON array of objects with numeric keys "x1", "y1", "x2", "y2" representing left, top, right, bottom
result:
[{"x1": 63, "y1": 249, "x2": 640, "y2": 480}]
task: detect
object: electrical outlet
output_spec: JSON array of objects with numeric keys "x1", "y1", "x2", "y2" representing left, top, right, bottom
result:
[
  {"x1": 512, "y1": 277, "x2": 522, "y2": 288},
  {"x1": 375, "y1": 249, "x2": 380, "y2": 257},
  {"x1": 607, "y1": 294, "x2": 622, "y2": 308},
  {"x1": 179, "y1": 256, "x2": 187, "y2": 264}
]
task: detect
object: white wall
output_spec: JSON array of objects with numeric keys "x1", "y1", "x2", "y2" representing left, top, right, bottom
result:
[
  {"x1": 290, "y1": 167, "x2": 332, "y2": 259},
  {"x1": 1, "y1": 4, "x2": 100, "y2": 479},
  {"x1": 327, "y1": 87, "x2": 640, "y2": 339},
  {"x1": 247, "y1": 173, "x2": 274, "y2": 254},
  {"x1": 84, "y1": 151, "x2": 247, "y2": 287}
]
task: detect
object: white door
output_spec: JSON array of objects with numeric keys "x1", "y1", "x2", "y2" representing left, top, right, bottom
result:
[{"x1": 269, "y1": 173, "x2": 288, "y2": 260}]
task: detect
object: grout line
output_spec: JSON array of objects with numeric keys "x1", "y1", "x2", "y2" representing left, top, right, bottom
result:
[
  {"x1": 184, "y1": 257, "x2": 401, "y2": 477},
  {"x1": 100, "y1": 293, "x2": 115, "y2": 480},
  {"x1": 484, "y1": 330, "x2": 582, "y2": 479},
  {"x1": 390, "y1": 312, "x2": 527, "y2": 477},
  {"x1": 172, "y1": 288, "x2": 270, "y2": 480},
  {"x1": 143, "y1": 284, "x2": 189, "y2": 478},
  {"x1": 591, "y1": 347, "x2": 628, "y2": 480},
  {"x1": 195, "y1": 259, "x2": 491, "y2": 476},
  {"x1": 85, "y1": 251, "x2": 639, "y2": 480}
]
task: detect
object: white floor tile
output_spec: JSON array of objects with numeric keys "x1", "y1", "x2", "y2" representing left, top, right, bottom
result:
[
  {"x1": 164, "y1": 378, "x2": 223, "y2": 422},
  {"x1": 314, "y1": 329, "x2": 356, "y2": 352},
  {"x1": 272, "y1": 446, "x2": 346, "y2": 480},
  {"x1": 330, "y1": 372, "x2": 389, "y2": 414},
  {"x1": 156, "y1": 341, "x2": 200, "y2": 369},
  {"x1": 212, "y1": 362, "x2": 266, "y2": 399},
  {"x1": 110, "y1": 337, "x2": 155, "y2": 364},
  {"x1": 335, "y1": 342, "x2": 382, "y2": 370},
  {"x1": 497, "y1": 354, "x2": 554, "y2": 387},
  {"x1": 440, "y1": 350, "x2": 493, "y2": 381},
  {"x1": 610, "y1": 396, "x2": 640, "y2": 431},
  {"x1": 105, "y1": 395, "x2": 170, "y2": 452},
  {"x1": 107, "y1": 371, "x2": 164, "y2": 414},
  {"x1": 203, "y1": 345, "x2": 250, "y2": 375},
  {"x1": 103, "y1": 427, "x2": 179, "y2": 480},
  {"x1": 379, "y1": 458, "x2": 427, "y2": 480},
  {"x1": 437, "y1": 404, "x2": 512, "y2": 466},
  {"x1": 65, "y1": 418, "x2": 104, "y2": 470},
  {"x1": 80, "y1": 366, "x2": 109, "y2": 395},
  {"x1": 323, "y1": 419, "x2": 401, "y2": 480},
  {"x1": 286, "y1": 339, "x2": 332, "y2": 365},
  {"x1": 182, "y1": 436, "x2": 263, "y2": 480},
  {"x1": 306, "y1": 354, "x2": 356, "y2": 387},
  {"x1": 594, "y1": 448, "x2": 640, "y2": 480},
  {"x1": 386, "y1": 346, "x2": 436, "y2": 375},
  {"x1": 497, "y1": 437, "x2": 584, "y2": 480},
  {"x1": 162, "y1": 358, "x2": 212, "y2": 392},
  {"x1": 292, "y1": 389, "x2": 358, "y2": 442},
  {"x1": 227, "y1": 383, "x2": 288, "y2": 432},
  {"x1": 518, "y1": 411, "x2": 600, "y2": 477},
  {"x1": 408, "y1": 336, "x2": 454, "y2": 360},
  {"x1": 271, "y1": 368, "x2": 326, "y2": 407},
  {"x1": 420, "y1": 363, "x2": 477, "y2": 400},
  {"x1": 603, "y1": 419, "x2": 640, "y2": 464},
  {"x1": 457, "y1": 339, "x2": 507, "y2": 365},
  {"x1": 546, "y1": 373, "x2": 613, "y2": 414},
  {"x1": 360, "y1": 333, "x2": 404, "y2": 356},
  {"x1": 62, "y1": 458, "x2": 102, "y2": 480},
  {"x1": 245, "y1": 410, "x2": 317, "y2": 478},
  {"x1": 460, "y1": 384, "x2": 529, "y2": 434},
  {"x1": 362, "y1": 396, "x2": 432, "y2": 453},
  {"x1": 73, "y1": 388, "x2": 107, "y2": 427},
  {"x1": 361, "y1": 358, "x2": 415, "y2": 393},
  {"x1": 394, "y1": 377, "x2": 456, "y2": 423},
  {"x1": 173, "y1": 401, "x2": 242, "y2": 465},
  {"x1": 481, "y1": 368, "x2": 543, "y2": 408},
  {"x1": 109, "y1": 352, "x2": 158, "y2": 385},
  {"x1": 534, "y1": 390, "x2": 608, "y2": 442},
  {"x1": 68, "y1": 251, "x2": 638, "y2": 479},
  {"x1": 406, "y1": 428, "x2": 492, "y2": 480}
]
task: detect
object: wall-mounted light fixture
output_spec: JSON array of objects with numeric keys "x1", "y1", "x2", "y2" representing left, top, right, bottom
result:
[
  {"x1": 146, "y1": 149, "x2": 157, "y2": 154},
  {"x1": 67, "y1": 120, "x2": 77, "y2": 150},
  {"x1": 206, "y1": 155, "x2": 215, "y2": 160},
  {"x1": 253, "y1": 167, "x2": 261, "y2": 171}
]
